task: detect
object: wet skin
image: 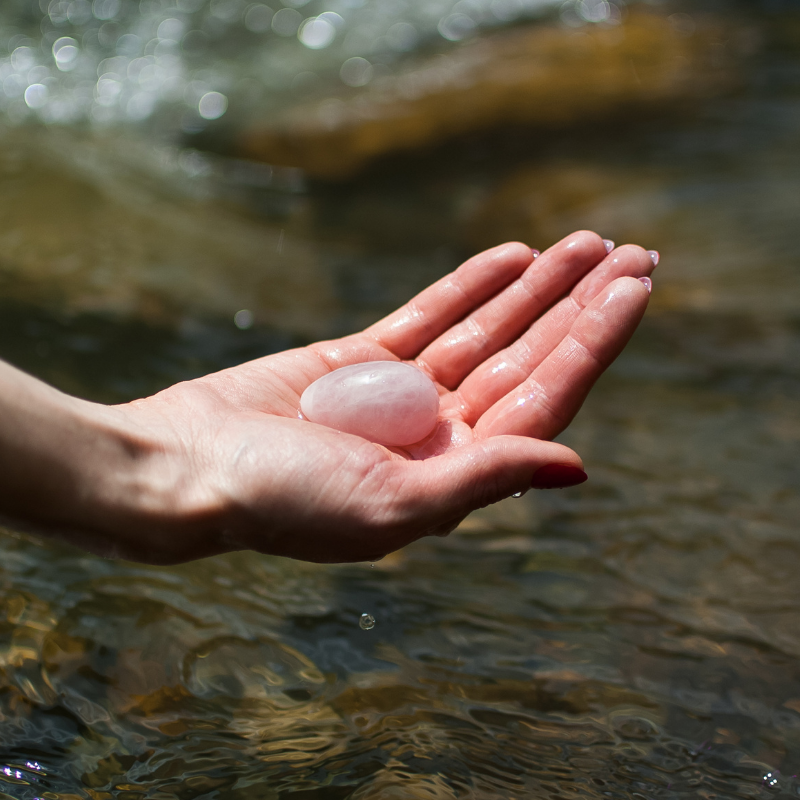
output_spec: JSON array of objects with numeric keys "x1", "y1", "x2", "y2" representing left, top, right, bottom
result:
[{"x1": 0, "y1": 232, "x2": 655, "y2": 564}]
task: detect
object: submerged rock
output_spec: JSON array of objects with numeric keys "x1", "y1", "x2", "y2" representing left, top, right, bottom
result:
[
  {"x1": 0, "y1": 127, "x2": 337, "y2": 338},
  {"x1": 242, "y1": 11, "x2": 741, "y2": 178}
]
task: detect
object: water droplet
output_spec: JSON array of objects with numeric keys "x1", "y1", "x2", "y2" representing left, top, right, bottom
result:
[
  {"x1": 763, "y1": 771, "x2": 780, "y2": 790},
  {"x1": 512, "y1": 491, "x2": 523, "y2": 498},
  {"x1": 359, "y1": 613, "x2": 375, "y2": 630}
]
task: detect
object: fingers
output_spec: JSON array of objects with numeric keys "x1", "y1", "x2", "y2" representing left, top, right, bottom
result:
[
  {"x1": 366, "y1": 242, "x2": 535, "y2": 361},
  {"x1": 387, "y1": 435, "x2": 584, "y2": 535},
  {"x1": 414, "y1": 231, "x2": 608, "y2": 389},
  {"x1": 474, "y1": 276, "x2": 650, "y2": 440},
  {"x1": 457, "y1": 244, "x2": 656, "y2": 424}
]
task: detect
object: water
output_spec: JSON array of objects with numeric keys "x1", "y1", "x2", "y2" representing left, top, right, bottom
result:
[
  {"x1": 1, "y1": 0, "x2": 800, "y2": 797},
  {"x1": 0, "y1": 0, "x2": 571, "y2": 131},
  {"x1": 359, "y1": 612, "x2": 376, "y2": 630}
]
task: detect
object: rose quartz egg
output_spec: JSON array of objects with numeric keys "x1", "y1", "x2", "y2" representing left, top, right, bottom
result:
[{"x1": 300, "y1": 361, "x2": 440, "y2": 446}]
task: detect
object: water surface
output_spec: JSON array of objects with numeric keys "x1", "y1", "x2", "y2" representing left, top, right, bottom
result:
[{"x1": 1, "y1": 1, "x2": 800, "y2": 797}]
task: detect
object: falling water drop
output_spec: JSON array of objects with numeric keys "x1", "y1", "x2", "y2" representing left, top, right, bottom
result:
[{"x1": 359, "y1": 613, "x2": 376, "y2": 630}]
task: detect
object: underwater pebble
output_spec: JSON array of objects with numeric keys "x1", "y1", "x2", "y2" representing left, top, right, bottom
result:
[{"x1": 300, "y1": 361, "x2": 439, "y2": 446}]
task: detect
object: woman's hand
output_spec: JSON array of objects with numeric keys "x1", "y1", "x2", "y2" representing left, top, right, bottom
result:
[
  {"x1": 0, "y1": 232, "x2": 655, "y2": 564},
  {"x1": 100, "y1": 231, "x2": 656, "y2": 564}
]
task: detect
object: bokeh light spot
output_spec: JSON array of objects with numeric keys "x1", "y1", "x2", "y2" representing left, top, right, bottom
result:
[
  {"x1": 198, "y1": 91, "x2": 228, "y2": 119},
  {"x1": 24, "y1": 83, "x2": 49, "y2": 109},
  {"x1": 92, "y1": 0, "x2": 120, "y2": 20},
  {"x1": 271, "y1": 7, "x2": 302, "y2": 36},
  {"x1": 318, "y1": 11, "x2": 345, "y2": 28},
  {"x1": 53, "y1": 37, "x2": 79, "y2": 67},
  {"x1": 580, "y1": 0, "x2": 606, "y2": 21},
  {"x1": 299, "y1": 17, "x2": 336, "y2": 50},
  {"x1": 244, "y1": 4, "x2": 274, "y2": 32},
  {"x1": 340, "y1": 56, "x2": 372, "y2": 87},
  {"x1": 438, "y1": 13, "x2": 476, "y2": 41},
  {"x1": 157, "y1": 18, "x2": 185, "y2": 42},
  {"x1": 491, "y1": 0, "x2": 522, "y2": 22},
  {"x1": 234, "y1": 309, "x2": 254, "y2": 329},
  {"x1": 11, "y1": 47, "x2": 36, "y2": 72},
  {"x1": 116, "y1": 33, "x2": 142, "y2": 57}
]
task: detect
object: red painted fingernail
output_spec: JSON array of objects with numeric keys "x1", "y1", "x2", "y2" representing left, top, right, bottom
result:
[
  {"x1": 531, "y1": 464, "x2": 588, "y2": 489},
  {"x1": 531, "y1": 248, "x2": 540, "y2": 258},
  {"x1": 638, "y1": 276, "x2": 652, "y2": 293},
  {"x1": 603, "y1": 239, "x2": 615, "y2": 253},
  {"x1": 647, "y1": 250, "x2": 660, "y2": 266}
]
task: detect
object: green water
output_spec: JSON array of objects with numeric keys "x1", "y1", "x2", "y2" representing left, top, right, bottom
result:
[{"x1": 1, "y1": 1, "x2": 800, "y2": 797}]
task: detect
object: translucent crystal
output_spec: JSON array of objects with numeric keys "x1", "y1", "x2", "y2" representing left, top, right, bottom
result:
[{"x1": 300, "y1": 361, "x2": 439, "y2": 446}]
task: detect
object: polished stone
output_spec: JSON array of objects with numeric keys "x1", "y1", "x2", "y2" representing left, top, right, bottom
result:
[{"x1": 300, "y1": 361, "x2": 440, "y2": 446}]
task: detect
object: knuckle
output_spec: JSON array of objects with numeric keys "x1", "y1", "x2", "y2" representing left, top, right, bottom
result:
[
  {"x1": 568, "y1": 229, "x2": 605, "y2": 252},
  {"x1": 616, "y1": 243, "x2": 651, "y2": 264},
  {"x1": 470, "y1": 473, "x2": 509, "y2": 510},
  {"x1": 501, "y1": 241, "x2": 536, "y2": 260}
]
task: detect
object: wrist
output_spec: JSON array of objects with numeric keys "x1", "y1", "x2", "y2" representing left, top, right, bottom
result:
[
  {"x1": 0, "y1": 361, "x2": 224, "y2": 562},
  {"x1": 64, "y1": 398, "x2": 229, "y2": 563}
]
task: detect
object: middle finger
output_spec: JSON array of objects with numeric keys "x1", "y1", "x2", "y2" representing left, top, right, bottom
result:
[
  {"x1": 415, "y1": 231, "x2": 608, "y2": 390},
  {"x1": 455, "y1": 244, "x2": 657, "y2": 425}
]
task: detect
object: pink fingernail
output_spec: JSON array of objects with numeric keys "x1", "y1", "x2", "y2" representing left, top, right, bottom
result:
[
  {"x1": 603, "y1": 239, "x2": 615, "y2": 254},
  {"x1": 531, "y1": 248, "x2": 540, "y2": 258},
  {"x1": 647, "y1": 250, "x2": 660, "y2": 266},
  {"x1": 638, "y1": 276, "x2": 652, "y2": 293}
]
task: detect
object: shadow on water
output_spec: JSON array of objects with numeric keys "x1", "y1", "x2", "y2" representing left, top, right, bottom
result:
[
  {"x1": 0, "y1": 290, "x2": 303, "y2": 403},
  {"x1": 0, "y1": 0, "x2": 800, "y2": 797}
]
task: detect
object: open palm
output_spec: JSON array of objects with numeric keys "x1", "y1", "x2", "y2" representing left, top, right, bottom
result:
[{"x1": 122, "y1": 232, "x2": 654, "y2": 564}]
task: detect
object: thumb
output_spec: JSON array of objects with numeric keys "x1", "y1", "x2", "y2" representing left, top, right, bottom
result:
[{"x1": 392, "y1": 436, "x2": 586, "y2": 526}]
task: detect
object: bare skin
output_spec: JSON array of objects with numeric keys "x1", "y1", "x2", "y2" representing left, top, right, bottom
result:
[{"x1": 0, "y1": 231, "x2": 655, "y2": 565}]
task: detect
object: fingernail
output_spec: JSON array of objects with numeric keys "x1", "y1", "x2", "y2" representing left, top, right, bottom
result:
[
  {"x1": 531, "y1": 248, "x2": 540, "y2": 258},
  {"x1": 647, "y1": 250, "x2": 660, "y2": 266},
  {"x1": 603, "y1": 239, "x2": 615, "y2": 254},
  {"x1": 638, "y1": 276, "x2": 652, "y2": 293},
  {"x1": 531, "y1": 464, "x2": 588, "y2": 489}
]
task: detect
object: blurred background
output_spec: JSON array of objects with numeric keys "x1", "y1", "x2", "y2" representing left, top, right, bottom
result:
[{"x1": 1, "y1": 0, "x2": 799, "y2": 797}]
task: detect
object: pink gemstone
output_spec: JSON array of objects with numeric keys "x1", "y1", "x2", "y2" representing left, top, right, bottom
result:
[{"x1": 300, "y1": 361, "x2": 440, "y2": 446}]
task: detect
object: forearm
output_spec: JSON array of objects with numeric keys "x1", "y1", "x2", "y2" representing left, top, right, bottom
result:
[{"x1": 0, "y1": 360, "x2": 215, "y2": 561}]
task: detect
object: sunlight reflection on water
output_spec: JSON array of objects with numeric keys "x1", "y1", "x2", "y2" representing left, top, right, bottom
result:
[
  {"x1": 0, "y1": 0, "x2": 587, "y2": 130},
  {"x1": 0, "y1": 0, "x2": 799, "y2": 796}
]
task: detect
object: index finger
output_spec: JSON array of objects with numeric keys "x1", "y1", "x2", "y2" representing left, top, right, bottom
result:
[{"x1": 365, "y1": 242, "x2": 534, "y2": 360}]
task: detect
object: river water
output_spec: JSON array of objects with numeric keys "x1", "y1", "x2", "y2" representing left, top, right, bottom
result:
[{"x1": 1, "y1": 0, "x2": 800, "y2": 797}]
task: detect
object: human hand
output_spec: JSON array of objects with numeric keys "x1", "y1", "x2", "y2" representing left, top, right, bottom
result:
[{"x1": 102, "y1": 231, "x2": 655, "y2": 564}]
